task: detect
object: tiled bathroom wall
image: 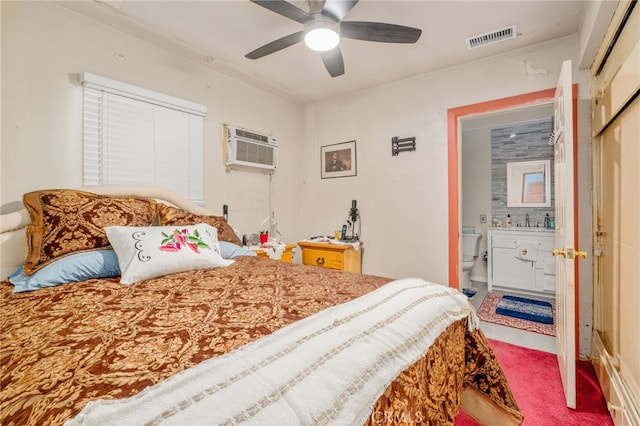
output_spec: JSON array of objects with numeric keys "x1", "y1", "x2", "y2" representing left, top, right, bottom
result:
[{"x1": 491, "y1": 119, "x2": 555, "y2": 227}]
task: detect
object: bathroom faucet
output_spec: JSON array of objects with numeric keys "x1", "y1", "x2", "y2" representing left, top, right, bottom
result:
[{"x1": 525, "y1": 213, "x2": 530, "y2": 227}]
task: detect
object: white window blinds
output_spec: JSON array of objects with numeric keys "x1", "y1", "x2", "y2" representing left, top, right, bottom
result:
[{"x1": 81, "y1": 72, "x2": 206, "y2": 204}]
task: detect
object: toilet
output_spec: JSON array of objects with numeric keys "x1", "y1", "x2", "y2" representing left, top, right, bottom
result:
[{"x1": 462, "y1": 232, "x2": 482, "y2": 289}]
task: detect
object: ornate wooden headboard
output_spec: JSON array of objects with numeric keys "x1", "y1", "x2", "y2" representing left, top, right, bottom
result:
[{"x1": 0, "y1": 185, "x2": 213, "y2": 278}]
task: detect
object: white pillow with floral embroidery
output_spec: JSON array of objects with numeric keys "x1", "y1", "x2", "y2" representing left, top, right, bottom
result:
[{"x1": 105, "y1": 223, "x2": 234, "y2": 284}]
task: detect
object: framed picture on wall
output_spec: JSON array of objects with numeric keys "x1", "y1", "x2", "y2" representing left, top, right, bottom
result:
[{"x1": 321, "y1": 140, "x2": 357, "y2": 179}]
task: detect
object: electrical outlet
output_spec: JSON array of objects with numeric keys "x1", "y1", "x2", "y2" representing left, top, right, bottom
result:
[{"x1": 480, "y1": 214, "x2": 487, "y2": 223}]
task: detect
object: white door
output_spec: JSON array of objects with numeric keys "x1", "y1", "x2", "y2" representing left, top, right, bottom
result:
[{"x1": 552, "y1": 59, "x2": 584, "y2": 409}]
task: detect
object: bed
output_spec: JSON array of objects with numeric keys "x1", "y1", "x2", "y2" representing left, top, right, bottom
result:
[{"x1": 0, "y1": 185, "x2": 524, "y2": 425}]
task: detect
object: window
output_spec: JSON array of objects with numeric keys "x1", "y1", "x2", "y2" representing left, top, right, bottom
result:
[{"x1": 81, "y1": 72, "x2": 206, "y2": 204}]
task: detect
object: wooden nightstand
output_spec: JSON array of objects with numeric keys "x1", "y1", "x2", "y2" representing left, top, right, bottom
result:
[
  {"x1": 297, "y1": 241, "x2": 362, "y2": 273},
  {"x1": 252, "y1": 243, "x2": 296, "y2": 263}
]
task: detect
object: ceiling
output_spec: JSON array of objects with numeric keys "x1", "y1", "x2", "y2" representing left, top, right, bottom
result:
[{"x1": 58, "y1": 0, "x2": 588, "y2": 105}]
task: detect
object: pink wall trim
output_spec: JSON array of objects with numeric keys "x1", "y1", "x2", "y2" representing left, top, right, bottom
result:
[
  {"x1": 447, "y1": 85, "x2": 580, "y2": 355},
  {"x1": 447, "y1": 88, "x2": 557, "y2": 290}
]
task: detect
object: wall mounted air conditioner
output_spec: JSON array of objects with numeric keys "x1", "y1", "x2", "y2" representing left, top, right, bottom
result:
[{"x1": 225, "y1": 125, "x2": 278, "y2": 170}]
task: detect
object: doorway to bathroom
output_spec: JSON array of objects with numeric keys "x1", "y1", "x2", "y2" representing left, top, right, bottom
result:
[
  {"x1": 448, "y1": 70, "x2": 584, "y2": 409},
  {"x1": 446, "y1": 88, "x2": 557, "y2": 290},
  {"x1": 446, "y1": 89, "x2": 559, "y2": 356},
  {"x1": 448, "y1": 53, "x2": 598, "y2": 409},
  {"x1": 454, "y1": 96, "x2": 558, "y2": 356},
  {"x1": 460, "y1": 102, "x2": 555, "y2": 294}
]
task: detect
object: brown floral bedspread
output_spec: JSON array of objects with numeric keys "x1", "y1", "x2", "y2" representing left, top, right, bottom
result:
[{"x1": 0, "y1": 256, "x2": 522, "y2": 425}]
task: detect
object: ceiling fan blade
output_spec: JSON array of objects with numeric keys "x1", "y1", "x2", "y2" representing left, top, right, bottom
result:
[
  {"x1": 245, "y1": 31, "x2": 305, "y2": 59},
  {"x1": 250, "y1": 0, "x2": 310, "y2": 24},
  {"x1": 320, "y1": 46, "x2": 345, "y2": 77},
  {"x1": 321, "y1": 0, "x2": 358, "y2": 21},
  {"x1": 341, "y1": 21, "x2": 422, "y2": 43}
]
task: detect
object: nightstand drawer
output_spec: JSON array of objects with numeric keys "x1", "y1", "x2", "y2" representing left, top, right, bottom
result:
[
  {"x1": 252, "y1": 243, "x2": 296, "y2": 263},
  {"x1": 301, "y1": 248, "x2": 344, "y2": 270},
  {"x1": 297, "y1": 241, "x2": 362, "y2": 273}
]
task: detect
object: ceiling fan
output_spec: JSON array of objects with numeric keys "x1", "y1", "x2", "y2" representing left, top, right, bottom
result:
[{"x1": 245, "y1": 0, "x2": 422, "y2": 77}]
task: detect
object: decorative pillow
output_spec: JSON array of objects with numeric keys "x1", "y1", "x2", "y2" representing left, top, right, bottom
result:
[
  {"x1": 22, "y1": 189, "x2": 157, "y2": 275},
  {"x1": 157, "y1": 204, "x2": 242, "y2": 246},
  {"x1": 219, "y1": 241, "x2": 257, "y2": 259},
  {"x1": 8, "y1": 249, "x2": 120, "y2": 293},
  {"x1": 105, "y1": 224, "x2": 234, "y2": 285}
]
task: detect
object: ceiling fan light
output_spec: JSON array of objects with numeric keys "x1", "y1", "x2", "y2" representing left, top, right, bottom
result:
[{"x1": 304, "y1": 28, "x2": 339, "y2": 51}]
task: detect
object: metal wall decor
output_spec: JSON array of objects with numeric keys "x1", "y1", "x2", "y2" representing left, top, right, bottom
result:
[{"x1": 391, "y1": 136, "x2": 416, "y2": 156}]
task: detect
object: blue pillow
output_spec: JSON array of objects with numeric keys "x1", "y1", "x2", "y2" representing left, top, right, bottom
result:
[
  {"x1": 219, "y1": 241, "x2": 256, "y2": 259},
  {"x1": 8, "y1": 249, "x2": 120, "y2": 293}
]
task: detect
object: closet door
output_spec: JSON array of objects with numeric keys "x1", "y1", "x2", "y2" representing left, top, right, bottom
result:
[
  {"x1": 594, "y1": 89, "x2": 640, "y2": 426},
  {"x1": 591, "y1": 1, "x2": 640, "y2": 422},
  {"x1": 616, "y1": 98, "x2": 639, "y2": 417},
  {"x1": 595, "y1": 107, "x2": 620, "y2": 356}
]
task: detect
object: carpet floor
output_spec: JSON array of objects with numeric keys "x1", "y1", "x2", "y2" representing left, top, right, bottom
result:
[
  {"x1": 477, "y1": 292, "x2": 556, "y2": 336},
  {"x1": 455, "y1": 339, "x2": 613, "y2": 425}
]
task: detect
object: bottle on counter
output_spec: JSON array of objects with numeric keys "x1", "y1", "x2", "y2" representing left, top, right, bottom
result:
[{"x1": 506, "y1": 214, "x2": 512, "y2": 228}]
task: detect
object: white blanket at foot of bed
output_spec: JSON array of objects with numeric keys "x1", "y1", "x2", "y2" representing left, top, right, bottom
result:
[{"x1": 67, "y1": 278, "x2": 475, "y2": 426}]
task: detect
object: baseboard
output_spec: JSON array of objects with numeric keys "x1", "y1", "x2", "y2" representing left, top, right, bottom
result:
[
  {"x1": 469, "y1": 276, "x2": 487, "y2": 284},
  {"x1": 592, "y1": 331, "x2": 640, "y2": 425}
]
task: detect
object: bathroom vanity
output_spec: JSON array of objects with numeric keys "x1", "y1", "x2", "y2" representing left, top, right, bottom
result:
[{"x1": 487, "y1": 227, "x2": 555, "y2": 297}]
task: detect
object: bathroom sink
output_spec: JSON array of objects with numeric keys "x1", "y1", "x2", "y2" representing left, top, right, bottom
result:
[{"x1": 490, "y1": 226, "x2": 554, "y2": 232}]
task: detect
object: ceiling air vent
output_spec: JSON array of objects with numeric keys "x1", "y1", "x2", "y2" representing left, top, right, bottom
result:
[{"x1": 465, "y1": 25, "x2": 517, "y2": 49}]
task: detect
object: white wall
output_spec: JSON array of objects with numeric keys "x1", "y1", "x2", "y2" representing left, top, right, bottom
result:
[
  {"x1": 461, "y1": 127, "x2": 492, "y2": 282},
  {"x1": 301, "y1": 36, "x2": 588, "y2": 279},
  {"x1": 0, "y1": 1, "x2": 303, "y2": 241},
  {"x1": 301, "y1": 36, "x2": 593, "y2": 355}
]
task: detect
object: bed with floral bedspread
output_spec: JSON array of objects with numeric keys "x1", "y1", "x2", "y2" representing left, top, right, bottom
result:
[{"x1": 0, "y1": 187, "x2": 523, "y2": 425}]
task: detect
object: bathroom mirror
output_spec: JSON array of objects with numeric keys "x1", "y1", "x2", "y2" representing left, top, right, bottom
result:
[{"x1": 507, "y1": 160, "x2": 551, "y2": 207}]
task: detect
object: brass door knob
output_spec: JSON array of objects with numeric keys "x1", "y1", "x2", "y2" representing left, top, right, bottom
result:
[
  {"x1": 316, "y1": 257, "x2": 325, "y2": 266},
  {"x1": 552, "y1": 248, "x2": 588, "y2": 259}
]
